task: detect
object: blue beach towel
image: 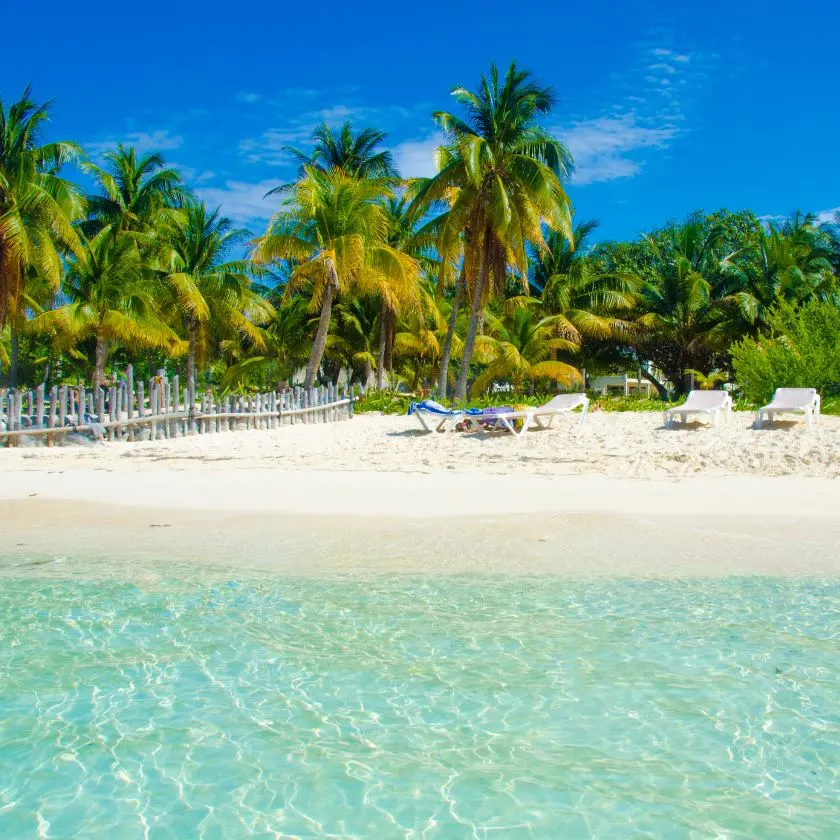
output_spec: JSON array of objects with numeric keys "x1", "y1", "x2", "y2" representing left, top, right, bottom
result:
[{"x1": 407, "y1": 400, "x2": 482, "y2": 417}]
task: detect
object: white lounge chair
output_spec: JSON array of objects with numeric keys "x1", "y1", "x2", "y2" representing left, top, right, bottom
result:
[
  {"x1": 664, "y1": 390, "x2": 732, "y2": 428},
  {"x1": 757, "y1": 388, "x2": 821, "y2": 430},
  {"x1": 468, "y1": 393, "x2": 590, "y2": 438},
  {"x1": 408, "y1": 399, "x2": 468, "y2": 433}
]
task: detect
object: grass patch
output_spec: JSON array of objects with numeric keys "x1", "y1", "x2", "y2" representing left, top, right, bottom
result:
[{"x1": 355, "y1": 389, "x2": 840, "y2": 417}]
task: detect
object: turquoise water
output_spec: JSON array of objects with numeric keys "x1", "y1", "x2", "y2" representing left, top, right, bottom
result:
[{"x1": 1, "y1": 567, "x2": 839, "y2": 838}]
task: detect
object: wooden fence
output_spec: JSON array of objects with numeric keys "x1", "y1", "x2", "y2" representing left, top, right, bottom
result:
[{"x1": 0, "y1": 365, "x2": 355, "y2": 447}]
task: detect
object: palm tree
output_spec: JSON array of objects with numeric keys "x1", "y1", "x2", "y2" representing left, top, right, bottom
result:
[
  {"x1": 163, "y1": 201, "x2": 271, "y2": 391},
  {"x1": 31, "y1": 227, "x2": 176, "y2": 386},
  {"x1": 393, "y1": 279, "x2": 449, "y2": 391},
  {"x1": 635, "y1": 218, "x2": 731, "y2": 391},
  {"x1": 470, "y1": 301, "x2": 581, "y2": 397},
  {"x1": 375, "y1": 196, "x2": 432, "y2": 388},
  {"x1": 82, "y1": 145, "x2": 188, "y2": 236},
  {"x1": 411, "y1": 62, "x2": 574, "y2": 400},
  {"x1": 284, "y1": 122, "x2": 398, "y2": 180},
  {"x1": 724, "y1": 212, "x2": 836, "y2": 330},
  {"x1": 254, "y1": 167, "x2": 421, "y2": 389},
  {"x1": 0, "y1": 86, "x2": 83, "y2": 333},
  {"x1": 325, "y1": 296, "x2": 379, "y2": 384},
  {"x1": 531, "y1": 220, "x2": 638, "y2": 344}
]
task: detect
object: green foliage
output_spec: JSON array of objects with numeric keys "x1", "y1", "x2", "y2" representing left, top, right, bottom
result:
[
  {"x1": 589, "y1": 394, "x2": 672, "y2": 412},
  {"x1": 730, "y1": 300, "x2": 840, "y2": 404},
  {"x1": 355, "y1": 390, "x2": 414, "y2": 415}
]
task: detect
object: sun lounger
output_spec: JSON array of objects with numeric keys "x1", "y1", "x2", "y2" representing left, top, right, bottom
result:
[
  {"x1": 408, "y1": 399, "x2": 473, "y2": 433},
  {"x1": 467, "y1": 393, "x2": 590, "y2": 437},
  {"x1": 664, "y1": 390, "x2": 732, "y2": 428},
  {"x1": 756, "y1": 388, "x2": 821, "y2": 430}
]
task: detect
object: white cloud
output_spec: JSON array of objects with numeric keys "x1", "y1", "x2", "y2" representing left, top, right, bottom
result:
[
  {"x1": 88, "y1": 129, "x2": 184, "y2": 158},
  {"x1": 238, "y1": 104, "x2": 375, "y2": 166},
  {"x1": 814, "y1": 206, "x2": 839, "y2": 225},
  {"x1": 237, "y1": 91, "x2": 262, "y2": 104},
  {"x1": 197, "y1": 179, "x2": 280, "y2": 224},
  {"x1": 391, "y1": 134, "x2": 444, "y2": 179},
  {"x1": 561, "y1": 113, "x2": 677, "y2": 185}
]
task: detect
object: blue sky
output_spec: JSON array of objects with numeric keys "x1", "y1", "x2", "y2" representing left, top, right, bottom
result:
[{"x1": 6, "y1": 0, "x2": 839, "y2": 241}]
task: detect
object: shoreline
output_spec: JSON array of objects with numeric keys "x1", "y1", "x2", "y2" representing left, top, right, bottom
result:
[{"x1": 2, "y1": 475, "x2": 839, "y2": 577}]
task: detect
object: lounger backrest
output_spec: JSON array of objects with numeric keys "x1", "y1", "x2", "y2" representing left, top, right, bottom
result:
[
  {"x1": 772, "y1": 388, "x2": 817, "y2": 407},
  {"x1": 539, "y1": 393, "x2": 586, "y2": 411},
  {"x1": 682, "y1": 390, "x2": 729, "y2": 409}
]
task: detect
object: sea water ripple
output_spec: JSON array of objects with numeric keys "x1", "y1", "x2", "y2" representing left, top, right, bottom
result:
[{"x1": 0, "y1": 569, "x2": 839, "y2": 838}]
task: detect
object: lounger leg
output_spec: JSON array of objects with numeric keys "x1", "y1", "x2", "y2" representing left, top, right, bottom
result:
[
  {"x1": 416, "y1": 413, "x2": 433, "y2": 433},
  {"x1": 579, "y1": 401, "x2": 589, "y2": 428},
  {"x1": 806, "y1": 408, "x2": 812, "y2": 431}
]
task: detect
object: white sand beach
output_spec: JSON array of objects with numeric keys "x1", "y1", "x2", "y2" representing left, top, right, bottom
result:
[{"x1": 2, "y1": 411, "x2": 839, "y2": 575}]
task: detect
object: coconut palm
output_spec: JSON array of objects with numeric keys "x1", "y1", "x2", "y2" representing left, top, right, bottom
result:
[
  {"x1": 325, "y1": 296, "x2": 380, "y2": 385},
  {"x1": 30, "y1": 227, "x2": 176, "y2": 385},
  {"x1": 393, "y1": 279, "x2": 449, "y2": 391},
  {"x1": 163, "y1": 201, "x2": 271, "y2": 391},
  {"x1": 470, "y1": 301, "x2": 581, "y2": 397},
  {"x1": 635, "y1": 218, "x2": 732, "y2": 391},
  {"x1": 254, "y1": 166, "x2": 421, "y2": 389},
  {"x1": 411, "y1": 62, "x2": 574, "y2": 400},
  {"x1": 531, "y1": 220, "x2": 638, "y2": 343},
  {"x1": 82, "y1": 145, "x2": 188, "y2": 236},
  {"x1": 0, "y1": 86, "x2": 83, "y2": 331},
  {"x1": 374, "y1": 195, "x2": 434, "y2": 388},
  {"x1": 724, "y1": 212, "x2": 836, "y2": 330},
  {"x1": 284, "y1": 122, "x2": 398, "y2": 180}
]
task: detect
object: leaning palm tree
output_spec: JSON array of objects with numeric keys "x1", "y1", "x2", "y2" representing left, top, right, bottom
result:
[
  {"x1": 163, "y1": 201, "x2": 271, "y2": 391},
  {"x1": 470, "y1": 301, "x2": 581, "y2": 397},
  {"x1": 254, "y1": 167, "x2": 421, "y2": 389},
  {"x1": 0, "y1": 86, "x2": 83, "y2": 330},
  {"x1": 30, "y1": 227, "x2": 176, "y2": 386},
  {"x1": 82, "y1": 144, "x2": 188, "y2": 236},
  {"x1": 411, "y1": 62, "x2": 574, "y2": 400}
]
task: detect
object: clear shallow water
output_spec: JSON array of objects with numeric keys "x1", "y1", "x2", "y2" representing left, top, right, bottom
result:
[{"x1": 1, "y1": 567, "x2": 839, "y2": 839}]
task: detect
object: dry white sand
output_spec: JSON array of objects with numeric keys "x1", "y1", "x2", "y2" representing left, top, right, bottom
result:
[{"x1": 1, "y1": 412, "x2": 838, "y2": 576}]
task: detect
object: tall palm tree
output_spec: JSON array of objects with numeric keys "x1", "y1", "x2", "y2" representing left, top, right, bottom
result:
[
  {"x1": 284, "y1": 122, "x2": 398, "y2": 180},
  {"x1": 164, "y1": 201, "x2": 271, "y2": 390},
  {"x1": 82, "y1": 145, "x2": 188, "y2": 236},
  {"x1": 0, "y1": 86, "x2": 83, "y2": 331},
  {"x1": 31, "y1": 227, "x2": 176, "y2": 386},
  {"x1": 411, "y1": 62, "x2": 574, "y2": 400},
  {"x1": 254, "y1": 167, "x2": 421, "y2": 389}
]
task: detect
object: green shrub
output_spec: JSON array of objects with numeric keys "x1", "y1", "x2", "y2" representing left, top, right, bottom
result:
[{"x1": 730, "y1": 301, "x2": 840, "y2": 404}]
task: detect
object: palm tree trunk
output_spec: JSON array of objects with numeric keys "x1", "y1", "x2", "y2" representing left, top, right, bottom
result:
[
  {"x1": 9, "y1": 326, "x2": 19, "y2": 388},
  {"x1": 187, "y1": 322, "x2": 198, "y2": 392},
  {"x1": 304, "y1": 274, "x2": 337, "y2": 390},
  {"x1": 93, "y1": 335, "x2": 110, "y2": 388},
  {"x1": 376, "y1": 300, "x2": 387, "y2": 390},
  {"x1": 437, "y1": 264, "x2": 466, "y2": 399},
  {"x1": 454, "y1": 246, "x2": 488, "y2": 402}
]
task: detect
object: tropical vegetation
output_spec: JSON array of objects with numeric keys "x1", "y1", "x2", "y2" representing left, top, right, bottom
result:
[{"x1": 2, "y1": 69, "x2": 839, "y2": 409}]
